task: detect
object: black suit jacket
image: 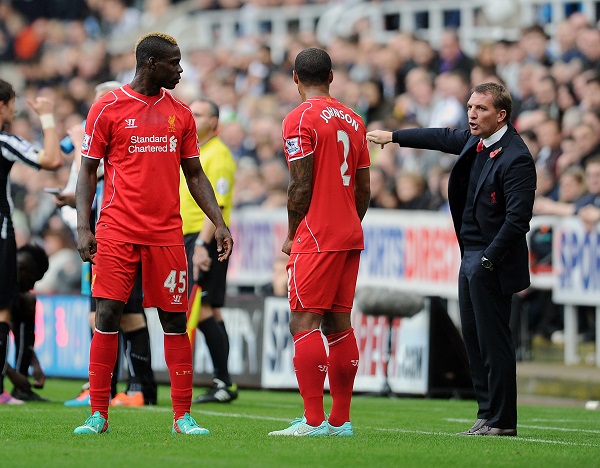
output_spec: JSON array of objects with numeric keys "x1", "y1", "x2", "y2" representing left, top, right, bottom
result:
[{"x1": 392, "y1": 125, "x2": 536, "y2": 294}]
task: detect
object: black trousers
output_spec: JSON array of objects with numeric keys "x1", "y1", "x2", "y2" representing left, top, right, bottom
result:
[{"x1": 458, "y1": 250, "x2": 517, "y2": 429}]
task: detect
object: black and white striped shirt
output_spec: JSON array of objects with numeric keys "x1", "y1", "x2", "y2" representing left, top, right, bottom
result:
[{"x1": 0, "y1": 132, "x2": 41, "y2": 239}]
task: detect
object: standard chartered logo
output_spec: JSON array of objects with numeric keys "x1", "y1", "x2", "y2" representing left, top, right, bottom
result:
[{"x1": 128, "y1": 134, "x2": 177, "y2": 153}]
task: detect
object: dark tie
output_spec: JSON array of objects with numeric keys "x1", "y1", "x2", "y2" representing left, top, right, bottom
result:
[{"x1": 476, "y1": 140, "x2": 485, "y2": 152}]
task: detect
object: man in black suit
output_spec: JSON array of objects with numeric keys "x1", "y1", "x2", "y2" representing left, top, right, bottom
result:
[{"x1": 367, "y1": 82, "x2": 536, "y2": 436}]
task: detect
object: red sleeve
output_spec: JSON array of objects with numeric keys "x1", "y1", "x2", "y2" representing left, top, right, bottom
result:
[
  {"x1": 283, "y1": 105, "x2": 315, "y2": 162},
  {"x1": 180, "y1": 109, "x2": 200, "y2": 159},
  {"x1": 357, "y1": 132, "x2": 371, "y2": 169},
  {"x1": 82, "y1": 100, "x2": 111, "y2": 160}
]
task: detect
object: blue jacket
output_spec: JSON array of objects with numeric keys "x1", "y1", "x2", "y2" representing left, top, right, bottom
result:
[{"x1": 392, "y1": 125, "x2": 536, "y2": 294}]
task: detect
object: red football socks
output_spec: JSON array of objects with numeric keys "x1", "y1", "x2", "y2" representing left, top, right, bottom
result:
[
  {"x1": 293, "y1": 329, "x2": 328, "y2": 426},
  {"x1": 89, "y1": 330, "x2": 119, "y2": 420},
  {"x1": 326, "y1": 328, "x2": 359, "y2": 427},
  {"x1": 164, "y1": 333, "x2": 193, "y2": 421}
]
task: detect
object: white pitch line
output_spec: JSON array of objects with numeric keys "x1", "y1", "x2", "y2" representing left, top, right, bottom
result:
[
  {"x1": 132, "y1": 408, "x2": 600, "y2": 445},
  {"x1": 136, "y1": 405, "x2": 290, "y2": 422},
  {"x1": 367, "y1": 426, "x2": 600, "y2": 447},
  {"x1": 445, "y1": 418, "x2": 600, "y2": 434},
  {"x1": 530, "y1": 418, "x2": 596, "y2": 423}
]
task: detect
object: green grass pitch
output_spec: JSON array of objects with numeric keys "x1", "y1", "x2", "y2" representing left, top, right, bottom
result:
[{"x1": 1, "y1": 379, "x2": 599, "y2": 467}]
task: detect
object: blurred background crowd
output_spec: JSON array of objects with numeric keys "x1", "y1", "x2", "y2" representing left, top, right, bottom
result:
[{"x1": 2, "y1": 0, "x2": 600, "y2": 346}]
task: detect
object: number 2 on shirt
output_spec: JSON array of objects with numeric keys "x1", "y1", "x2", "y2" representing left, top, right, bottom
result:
[{"x1": 338, "y1": 130, "x2": 351, "y2": 187}]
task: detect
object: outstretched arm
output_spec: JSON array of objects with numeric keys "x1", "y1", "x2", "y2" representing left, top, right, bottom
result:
[
  {"x1": 366, "y1": 130, "x2": 393, "y2": 149},
  {"x1": 368, "y1": 127, "x2": 470, "y2": 155}
]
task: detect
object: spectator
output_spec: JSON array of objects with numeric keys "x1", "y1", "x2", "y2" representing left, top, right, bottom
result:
[
  {"x1": 521, "y1": 129, "x2": 541, "y2": 161},
  {"x1": 99, "y1": 0, "x2": 141, "y2": 38},
  {"x1": 394, "y1": 170, "x2": 432, "y2": 210},
  {"x1": 493, "y1": 39, "x2": 522, "y2": 96},
  {"x1": 575, "y1": 27, "x2": 600, "y2": 71},
  {"x1": 572, "y1": 123, "x2": 600, "y2": 166},
  {"x1": 369, "y1": 165, "x2": 398, "y2": 209},
  {"x1": 34, "y1": 218, "x2": 81, "y2": 294},
  {"x1": 521, "y1": 24, "x2": 553, "y2": 67},
  {"x1": 534, "y1": 117, "x2": 562, "y2": 175},
  {"x1": 409, "y1": 37, "x2": 440, "y2": 75},
  {"x1": 438, "y1": 29, "x2": 475, "y2": 76},
  {"x1": 554, "y1": 18, "x2": 586, "y2": 63},
  {"x1": 261, "y1": 254, "x2": 289, "y2": 297},
  {"x1": 533, "y1": 75, "x2": 560, "y2": 120},
  {"x1": 535, "y1": 157, "x2": 600, "y2": 216},
  {"x1": 535, "y1": 164, "x2": 559, "y2": 201},
  {"x1": 580, "y1": 73, "x2": 600, "y2": 112}
]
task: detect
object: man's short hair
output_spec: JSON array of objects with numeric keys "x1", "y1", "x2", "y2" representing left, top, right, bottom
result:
[
  {"x1": 0, "y1": 79, "x2": 15, "y2": 105},
  {"x1": 294, "y1": 48, "x2": 332, "y2": 86},
  {"x1": 193, "y1": 98, "x2": 219, "y2": 120},
  {"x1": 17, "y1": 243, "x2": 49, "y2": 282},
  {"x1": 472, "y1": 82, "x2": 512, "y2": 122},
  {"x1": 584, "y1": 154, "x2": 600, "y2": 169},
  {"x1": 134, "y1": 32, "x2": 178, "y2": 69}
]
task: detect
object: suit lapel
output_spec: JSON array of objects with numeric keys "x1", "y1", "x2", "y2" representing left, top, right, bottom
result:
[{"x1": 474, "y1": 125, "x2": 514, "y2": 198}]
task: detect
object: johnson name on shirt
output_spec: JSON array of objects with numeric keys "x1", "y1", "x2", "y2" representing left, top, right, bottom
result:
[{"x1": 319, "y1": 106, "x2": 360, "y2": 132}]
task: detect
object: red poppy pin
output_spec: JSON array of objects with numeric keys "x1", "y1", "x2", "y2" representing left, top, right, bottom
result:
[{"x1": 489, "y1": 147, "x2": 503, "y2": 159}]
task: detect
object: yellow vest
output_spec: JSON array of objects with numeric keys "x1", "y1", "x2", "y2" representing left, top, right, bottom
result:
[{"x1": 180, "y1": 136, "x2": 236, "y2": 234}]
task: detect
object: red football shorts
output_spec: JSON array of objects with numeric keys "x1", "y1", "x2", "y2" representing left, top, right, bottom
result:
[
  {"x1": 92, "y1": 240, "x2": 189, "y2": 312},
  {"x1": 287, "y1": 250, "x2": 361, "y2": 314}
]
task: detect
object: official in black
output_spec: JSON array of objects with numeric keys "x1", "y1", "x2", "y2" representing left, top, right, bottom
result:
[{"x1": 367, "y1": 82, "x2": 536, "y2": 436}]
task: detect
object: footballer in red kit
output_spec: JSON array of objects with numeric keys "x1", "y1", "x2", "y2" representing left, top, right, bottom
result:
[
  {"x1": 283, "y1": 97, "x2": 370, "y2": 312},
  {"x1": 74, "y1": 32, "x2": 233, "y2": 436},
  {"x1": 83, "y1": 85, "x2": 198, "y2": 311},
  {"x1": 269, "y1": 48, "x2": 370, "y2": 437},
  {"x1": 83, "y1": 85, "x2": 199, "y2": 246}
]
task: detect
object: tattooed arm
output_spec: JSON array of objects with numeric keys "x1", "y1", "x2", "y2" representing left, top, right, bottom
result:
[
  {"x1": 282, "y1": 154, "x2": 313, "y2": 255},
  {"x1": 354, "y1": 167, "x2": 370, "y2": 221}
]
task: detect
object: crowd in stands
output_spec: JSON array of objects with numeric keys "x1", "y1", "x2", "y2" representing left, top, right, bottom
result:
[{"x1": 2, "y1": 0, "x2": 600, "y2": 344}]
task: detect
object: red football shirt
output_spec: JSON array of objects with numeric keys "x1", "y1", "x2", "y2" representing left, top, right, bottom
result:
[
  {"x1": 282, "y1": 96, "x2": 370, "y2": 253},
  {"x1": 82, "y1": 85, "x2": 199, "y2": 245}
]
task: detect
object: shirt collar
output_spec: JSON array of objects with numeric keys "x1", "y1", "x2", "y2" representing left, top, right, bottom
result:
[{"x1": 482, "y1": 124, "x2": 508, "y2": 148}]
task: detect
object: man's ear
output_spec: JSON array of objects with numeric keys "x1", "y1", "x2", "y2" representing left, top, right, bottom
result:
[{"x1": 292, "y1": 70, "x2": 299, "y2": 85}]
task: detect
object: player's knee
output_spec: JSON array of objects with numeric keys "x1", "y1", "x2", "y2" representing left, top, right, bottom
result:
[
  {"x1": 95, "y1": 299, "x2": 124, "y2": 332},
  {"x1": 321, "y1": 313, "x2": 351, "y2": 336},
  {"x1": 157, "y1": 309, "x2": 186, "y2": 334},
  {"x1": 289, "y1": 311, "x2": 322, "y2": 336}
]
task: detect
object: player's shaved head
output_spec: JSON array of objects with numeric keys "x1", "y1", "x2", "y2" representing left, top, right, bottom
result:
[
  {"x1": 134, "y1": 32, "x2": 179, "y2": 69},
  {"x1": 294, "y1": 48, "x2": 332, "y2": 86}
]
